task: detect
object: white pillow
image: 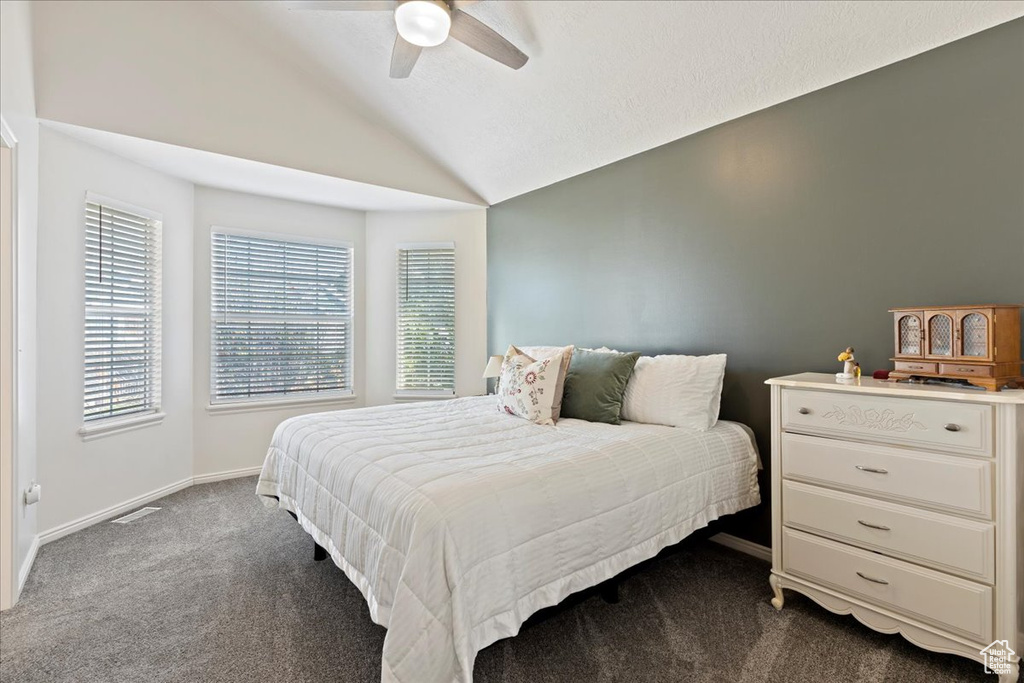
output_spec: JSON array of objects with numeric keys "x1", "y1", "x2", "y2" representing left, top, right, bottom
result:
[
  {"x1": 496, "y1": 345, "x2": 568, "y2": 426},
  {"x1": 517, "y1": 345, "x2": 570, "y2": 360},
  {"x1": 620, "y1": 354, "x2": 727, "y2": 431}
]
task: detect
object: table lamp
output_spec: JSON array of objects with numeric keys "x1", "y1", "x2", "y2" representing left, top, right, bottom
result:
[{"x1": 482, "y1": 355, "x2": 503, "y2": 394}]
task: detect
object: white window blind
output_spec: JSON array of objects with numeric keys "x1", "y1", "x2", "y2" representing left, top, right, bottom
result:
[
  {"x1": 83, "y1": 197, "x2": 162, "y2": 423},
  {"x1": 211, "y1": 230, "x2": 353, "y2": 403},
  {"x1": 396, "y1": 244, "x2": 455, "y2": 395}
]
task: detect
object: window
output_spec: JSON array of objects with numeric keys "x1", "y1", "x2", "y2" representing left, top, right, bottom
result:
[
  {"x1": 210, "y1": 230, "x2": 353, "y2": 404},
  {"x1": 83, "y1": 195, "x2": 162, "y2": 423},
  {"x1": 396, "y1": 243, "x2": 455, "y2": 396}
]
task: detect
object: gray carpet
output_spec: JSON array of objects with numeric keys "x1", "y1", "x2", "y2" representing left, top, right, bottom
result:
[{"x1": 0, "y1": 477, "x2": 989, "y2": 682}]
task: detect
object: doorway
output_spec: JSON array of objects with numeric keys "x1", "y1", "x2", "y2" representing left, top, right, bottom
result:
[{"x1": 0, "y1": 119, "x2": 17, "y2": 610}]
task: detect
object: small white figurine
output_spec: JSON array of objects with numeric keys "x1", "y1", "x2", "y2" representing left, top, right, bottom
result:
[{"x1": 836, "y1": 347, "x2": 858, "y2": 380}]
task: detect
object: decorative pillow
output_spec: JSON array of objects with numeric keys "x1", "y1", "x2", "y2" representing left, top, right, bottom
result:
[
  {"x1": 496, "y1": 345, "x2": 568, "y2": 425},
  {"x1": 560, "y1": 348, "x2": 640, "y2": 425},
  {"x1": 516, "y1": 345, "x2": 574, "y2": 418},
  {"x1": 620, "y1": 354, "x2": 727, "y2": 431},
  {"x1": 517, "y1": 345, "x2": 569, "y2": 360}
]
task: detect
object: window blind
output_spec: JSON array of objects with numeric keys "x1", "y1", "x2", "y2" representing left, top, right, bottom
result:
[
  {"x1": 83, "y1": 198, "x2": 162, "y2": 422},
  {"x1": 210, "y1": 231, "x2": 353, "y2": 403},
  {"x1": 396, "y1": 245, "x2": 455, "y2": 394}
]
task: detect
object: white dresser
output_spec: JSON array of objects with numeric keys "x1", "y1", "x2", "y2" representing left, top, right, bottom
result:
[{"x1": 766, "y1": 373, "x2": 1023, "y2": 682}]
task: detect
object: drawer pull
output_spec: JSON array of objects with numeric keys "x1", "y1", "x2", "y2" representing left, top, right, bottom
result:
[
  {"x1": 943, "y1": 423, "x2": 961, "y2": 432},
  {"x1": 856, "y1": 571, "x2": 889, "y2": 585},
  {"x1": 857, "y1": 520, "x2": 891, "y2": 531},
  {"x1": 797, "y1": 407, "x2": 811, "y2": 415},
  {"x1": 855, "y1": 465, "x2": 889, "y2": 474}
]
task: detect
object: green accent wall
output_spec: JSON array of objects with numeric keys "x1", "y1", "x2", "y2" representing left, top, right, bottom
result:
[{"x1": 487, "y1": 19, "x2": 1024, "y2": 547}]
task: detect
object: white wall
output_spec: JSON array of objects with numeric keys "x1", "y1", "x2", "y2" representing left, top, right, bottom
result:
[
  {"x1": 31, "y1": 159, "x2": 487, "y2": 530},
  {"x1": 192, "y1": 187, "x2": 366, "y2": 478},
  {"x1": 1, "y1": 0, "x2": 40, "y2": 597},
  {"x1": 31, "y1": 0, "x2": 482, "y2": 206},
  {"x1": 365, "y1": 210, "x2": 488, "y2": 406},
  {"x1": 22, "y1": 131, "x2": 487, "y2": 548},
  {"x1": 36, "y1": 128, "x2": 195, "y2": 534}
]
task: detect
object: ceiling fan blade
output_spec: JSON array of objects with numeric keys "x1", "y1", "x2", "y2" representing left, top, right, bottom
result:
[
  {"x1": 390, "y1": 35, "x2": 423, "y2": 78},
  {"x1": 449, "y1": 8, "x2": 528, "y2": 70},
  {"x1": 285, "y1": 1, "x2": 394, "y2": 10}
]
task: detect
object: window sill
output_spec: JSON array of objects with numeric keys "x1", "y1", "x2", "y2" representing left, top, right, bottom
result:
[
  {"x1": 79, "y1": 411, "x2": 166, "y2": 441},
  {"x1": 393, "y1": 393, "x2": 456, "y2": 403},
  {"x1": 206, "y1": 393, "x2": 357, "y2": 415}
]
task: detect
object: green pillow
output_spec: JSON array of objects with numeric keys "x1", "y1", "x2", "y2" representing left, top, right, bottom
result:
[{"x1": 560, "y1": 349, "x2": 640, "y2": 424}]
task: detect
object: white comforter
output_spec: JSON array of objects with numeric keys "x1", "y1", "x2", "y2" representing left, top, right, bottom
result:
[{"x1": 256, "y1": 396, "x2": 760, "y2": 683}]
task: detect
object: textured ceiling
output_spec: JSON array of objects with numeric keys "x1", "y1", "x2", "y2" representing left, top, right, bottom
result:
[{"x1": 211, "y1": 1, "x2": 1023, "y2": 205}]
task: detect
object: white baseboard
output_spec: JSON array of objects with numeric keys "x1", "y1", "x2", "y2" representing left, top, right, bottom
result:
[
  {"x1": 38, "y1": 467, "x2": 264, "y2": 546},
  {"x1": 192, "y1": 466, "x2": 261, "y2": 486},
  {"x1": 710, "y1": 532, "x2": 772, "y2": 563},
  {"x1": 16, "y1": 534, "x2": 39, "y2": 599},
  {"x1": 39, "y1": 476, "x2": 193, "y2": 545}
]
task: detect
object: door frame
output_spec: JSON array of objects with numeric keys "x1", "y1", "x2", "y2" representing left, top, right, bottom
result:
[{"x1": 0, "y1": 116, "x2": 19, "y2": 610}]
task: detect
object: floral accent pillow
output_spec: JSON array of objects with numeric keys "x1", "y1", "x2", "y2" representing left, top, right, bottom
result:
[
  {"x1": 496, "y1": 345, "x2": 567, "y2": 425},
  {"x1": 516, "y1": 345, "x2": 574, "y2": 419}
]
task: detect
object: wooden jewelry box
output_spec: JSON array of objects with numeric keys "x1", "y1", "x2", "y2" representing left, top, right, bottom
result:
[{"x1": 889, "y1": 305, "x2": 1023, "y2": 391}]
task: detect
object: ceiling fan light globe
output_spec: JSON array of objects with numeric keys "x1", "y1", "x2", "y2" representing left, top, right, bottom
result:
[{"x1": 395, "y1": 0, "x2": 451, "y2": 48}]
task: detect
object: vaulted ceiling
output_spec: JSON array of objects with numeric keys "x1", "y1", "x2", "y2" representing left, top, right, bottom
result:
[
  {"x1": 208, "y1": 1, "x2": 1023, "y2": 204},
  {"x1": 34, "y1": 1, "x2": 1024, "y2": 207}
]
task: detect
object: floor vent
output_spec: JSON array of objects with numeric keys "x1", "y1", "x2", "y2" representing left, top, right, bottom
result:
[{"x1": 111, "y1": 507, "x2": 162, "y2": 524}]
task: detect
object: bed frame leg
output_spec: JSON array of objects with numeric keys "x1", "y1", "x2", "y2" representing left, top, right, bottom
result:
[
  {"x1": 599, "y1": 579, "x2": 620, "y2": 604},
  {"x1": 313, "y1": 542, "x2": 328, "y2": 562},
  {"x1": 284, "y1": 508, "x2": 327, "y2": 562}
]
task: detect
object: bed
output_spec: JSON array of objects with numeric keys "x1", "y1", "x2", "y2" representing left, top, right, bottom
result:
[{"x1": 256, "y1": 395, "x2": 761, "y2": 683}]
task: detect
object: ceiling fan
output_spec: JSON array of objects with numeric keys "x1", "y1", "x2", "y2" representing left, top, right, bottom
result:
[{"x1": 287, "y1": 1, "x2": 529, "y2": 78}]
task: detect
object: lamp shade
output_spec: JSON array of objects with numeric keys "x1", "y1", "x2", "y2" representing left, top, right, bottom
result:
[{"x1": 482, "y1": 355, "x2": 504, "y2": 379}]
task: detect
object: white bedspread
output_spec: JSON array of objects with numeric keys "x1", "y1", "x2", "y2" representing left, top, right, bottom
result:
[{"x1": 256, "y1": 396, "x2": 760, "y2": 683}]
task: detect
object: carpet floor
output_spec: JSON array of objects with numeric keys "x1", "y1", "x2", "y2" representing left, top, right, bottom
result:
[{"x1": 0, "y1": 477, "x2": 990, "y2": 682}]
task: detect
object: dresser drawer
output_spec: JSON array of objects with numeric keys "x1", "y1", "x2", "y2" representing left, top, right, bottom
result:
[
  {"x1": 939, "y1": 363, "x2": 993, "y2": 378},
  {"x1": 781, "y1": 433, "x2": 992, "y2": 518},
  {"x1": 893, "y1": 361, "x2": 937, "y2": 374},
  {"x1": 782, "y1": 389, "x2": 992, "y2": 456},
  {"x1": 782, "y1": 528, "x2": 992, "y2": 642},
  {"x1": 782, "y1": 481, "x2": 995, "y2": 582}
]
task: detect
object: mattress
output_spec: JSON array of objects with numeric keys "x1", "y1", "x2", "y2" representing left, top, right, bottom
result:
[{"x1": 256, "y1": 396, "x2": 760, "y2": 683}]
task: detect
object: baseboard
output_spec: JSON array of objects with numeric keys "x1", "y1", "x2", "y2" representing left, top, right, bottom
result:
[
  {"x1": 38, "y1": 467, "x2": 263, "y2": 546},
  {"x1": 192, "y1": 466, "x2": 262, "y2": 486},
  {"x1": 710, "y1": 532, "x2": 772, "y2": 563},
  {"x1": 16, "y1": 534, "x2": 39, "y2": 599},
  {"x1": 39, "y1": 476, "x2": 193, "y2": 545}
]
